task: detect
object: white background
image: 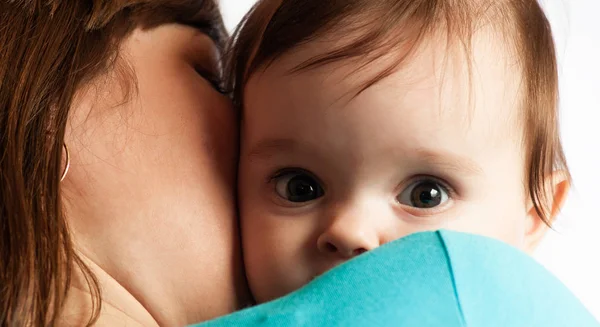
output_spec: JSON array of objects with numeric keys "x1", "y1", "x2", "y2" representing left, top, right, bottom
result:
[{"x1": 220, "y1": 0, "x2": 600, "y2": 319}]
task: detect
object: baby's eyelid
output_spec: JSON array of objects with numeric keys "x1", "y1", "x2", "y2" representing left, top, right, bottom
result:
[
  {"x1": 269, "y1": 168, "x2": 326, "y2": 187},
  {"x1": 399, "y1": 175, "x2": 456, "y2": 198}
]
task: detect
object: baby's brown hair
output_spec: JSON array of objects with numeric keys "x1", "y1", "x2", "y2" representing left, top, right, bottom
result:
[{"x1": 226, "y1": 0, "x2": 569, "y2": 225}]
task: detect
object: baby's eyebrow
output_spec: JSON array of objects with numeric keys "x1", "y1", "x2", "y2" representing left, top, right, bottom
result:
[
  {"x1": 413, "y1": 148, "x2": 484, "y2": 175},
  {"x1": 246, "y1": 138, "x2": 299, "y2": 160},
  {"x1": 247, "y1": 139, "x2": 484, "y2": 175}
]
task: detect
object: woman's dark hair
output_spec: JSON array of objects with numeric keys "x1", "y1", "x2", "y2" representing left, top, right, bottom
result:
[{"x1": 0, "y1": 1, "x2": 226, "y2": 325}]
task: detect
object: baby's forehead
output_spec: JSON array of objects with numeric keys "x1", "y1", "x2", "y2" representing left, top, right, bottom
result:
[{"x1": 249, "y1": 27, "x2": 524, "y2": 139}]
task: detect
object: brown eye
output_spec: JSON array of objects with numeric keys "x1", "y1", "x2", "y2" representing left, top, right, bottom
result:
[
  {"x1": 397, "y1": 180, "x2": 449, "y2": 209},
  {"x1": 274, "y1": 171, "x2": 324, "y2": 203}
]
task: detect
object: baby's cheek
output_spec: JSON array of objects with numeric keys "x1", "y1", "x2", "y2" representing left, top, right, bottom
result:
[
  {"x1": 240, "y1": 220, "x2": 277, "y2": 302},
  {"x1": 240, "y1": 214, "x2": 302, "y2": 303},
  {"x1": 448, "y1": 196, "x2": 528, "y2": 248},
  {"x1": 486, "y1": 182, "x2": 530, "y2": 247},
  {"x1": 458, "y1": 151, "x2": 529, "y2": 246}
]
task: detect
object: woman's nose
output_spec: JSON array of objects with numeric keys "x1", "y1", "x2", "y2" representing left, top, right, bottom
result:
[{"x1": 316, "y1": 211, "x2": 383, "y2": 259}]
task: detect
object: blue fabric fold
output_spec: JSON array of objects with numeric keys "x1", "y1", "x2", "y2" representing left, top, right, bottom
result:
[{"x1": 194, "y1": 231, "x2": 598, "y2": 327}]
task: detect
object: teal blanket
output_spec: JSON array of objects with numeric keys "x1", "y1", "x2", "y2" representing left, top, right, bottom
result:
[{"x1": 195, "y1": 231, "x2": 598, "y2": 326}]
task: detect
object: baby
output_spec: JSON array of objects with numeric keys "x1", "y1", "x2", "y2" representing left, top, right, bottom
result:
[{"x1": 228, "y1": 0, "x2": 570, "y2": 303}]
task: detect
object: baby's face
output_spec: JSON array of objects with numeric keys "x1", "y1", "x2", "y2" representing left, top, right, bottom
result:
[{"x1": 239, "y1": 33, "x2": 530, "y2": 303}]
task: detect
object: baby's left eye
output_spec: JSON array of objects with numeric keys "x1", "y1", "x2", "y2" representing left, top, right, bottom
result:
[
  {"x1": 274, "y1": 170, "x2": 324, "y2": 203},
  {"x1": 397, "y1": 180, "x2": 450, "y2": 209}
]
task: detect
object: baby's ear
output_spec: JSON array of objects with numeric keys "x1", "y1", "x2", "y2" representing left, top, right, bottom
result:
[{"x1": 524, "y1": 171, "x2": 570, "y2": 253}]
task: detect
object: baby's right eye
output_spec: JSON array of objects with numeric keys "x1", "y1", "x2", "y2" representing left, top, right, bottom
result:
[
  {"x1": 396, "y1": 179, "x2": 451, "y2": 211},
  {"x1": 274, "y1": 170, "x2": 324, "y2": 203}
]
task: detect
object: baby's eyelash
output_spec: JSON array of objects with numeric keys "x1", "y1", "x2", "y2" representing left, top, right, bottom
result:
[
  {"x1": 269, "y1": 167, "x2": 312, "y2": 182},
  {"x1": 403, "y1": 175, "x2": 457, "y2": 197},
  {"x1": 268, "y1": 167, "x2": 325, "y2": 185}
]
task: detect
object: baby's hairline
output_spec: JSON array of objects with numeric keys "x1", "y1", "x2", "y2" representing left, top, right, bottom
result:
[
  {"x1": 244, "y1": 23, "x2": 526, "y2": 139},
  {"x1": 243, "y1": 9, "x2": 525, "y2": 125}
]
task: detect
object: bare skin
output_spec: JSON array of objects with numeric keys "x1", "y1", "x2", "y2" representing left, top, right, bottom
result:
[{"x1": 61, "y1": 24, "x2": 250, "y2": 326}]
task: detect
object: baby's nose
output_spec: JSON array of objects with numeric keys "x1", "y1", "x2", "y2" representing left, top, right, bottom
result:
[{"x1": 316, "y1": 214, "x2": 381, "y2": 259}]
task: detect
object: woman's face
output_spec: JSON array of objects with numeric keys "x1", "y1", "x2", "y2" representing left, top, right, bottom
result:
[{"x1": 63, "y1": 24, "x2": 248, "y2": 325}]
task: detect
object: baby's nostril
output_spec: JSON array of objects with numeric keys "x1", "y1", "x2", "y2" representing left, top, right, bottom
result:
[
  {"x1": 353, "y1": 248, "x2": 367, "y2": 256},
  {"x1": 325, "y1": 242, "x2": 338, "y2": 253}
]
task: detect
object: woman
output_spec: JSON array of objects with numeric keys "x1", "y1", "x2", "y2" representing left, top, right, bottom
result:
[
  {"x1": 0, "y1": 1, "x2": 249, "y2": 326},
  {"x1": 2, "y1": 1, "x2": 596, "y2": 327}
]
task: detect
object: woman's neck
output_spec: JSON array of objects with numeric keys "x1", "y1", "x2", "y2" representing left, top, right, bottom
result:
[{"x1": 60, "y1": 255, "x2": 159, "y2": 327}]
